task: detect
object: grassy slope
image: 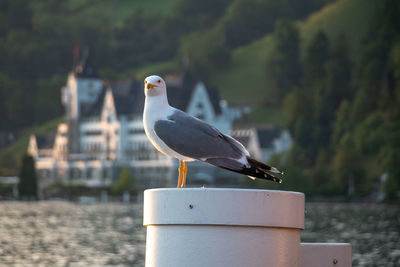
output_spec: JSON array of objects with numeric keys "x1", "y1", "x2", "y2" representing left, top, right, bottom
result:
[
  {"x1": 134, "y1": 61, "x2": 181, "y2": 81},
  {"x1": 209, "y1": 35, "x2": 276, "y2": 106},
  {"x1": 299, "y1": 0, "x2": 384, "y2": 59},
  {"x1": 207, "y1": 0, "x2": 382, "y2": 125}
]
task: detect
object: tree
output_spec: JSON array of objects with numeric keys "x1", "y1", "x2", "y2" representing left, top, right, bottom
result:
[
  {"x1": 326, "y1": 34, "x2": 352, "y2": 104},
  {"x1": 111, "y1": 168, "x2": 136, "y2": 195},
  {"x1": 332, "y1": 100, "x2": 351, "y2": 146},
  {"x1": 303, "y1": 30, "x2": 330, "y2": 86},
  {"x1": 313, "y1": 34, "x2": 352, "y2": 149},
  {"x1": 379, "y1": 116, "x2": 400, "y2": 201},
  {"x1": 283, "y1": 30, "x2": 330, "y2": 164},
  {"x1": 18, "y1": 154, "x2": 38, "y2": 200},
  {"x1": 332, "y1": 133, "x2": 364, "y2": 195},
  {"x1": 267, "y1": 19, "x2": 301, "y2": 104}
]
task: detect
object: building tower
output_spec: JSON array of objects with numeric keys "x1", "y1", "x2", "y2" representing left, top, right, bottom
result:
[{"x1": 61, "y1": 50, "x2": 102, "y2": 154}]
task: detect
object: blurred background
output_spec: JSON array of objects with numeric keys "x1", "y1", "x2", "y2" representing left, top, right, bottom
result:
[{"x1": 0, "y1": 0, "x2": 399, "y2": 266}]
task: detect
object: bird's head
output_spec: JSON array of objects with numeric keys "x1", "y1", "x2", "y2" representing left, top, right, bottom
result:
[{"x1": 144, "y1": 75, "x2": 167, "y2": 97}]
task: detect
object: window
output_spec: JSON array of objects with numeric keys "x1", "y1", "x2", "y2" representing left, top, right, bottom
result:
[
  {"x1": 84, "y1": 130, "x2": 102, "y2": 136},
  {"x1": 87, "y1": 168, "x2": 93, "y2": 179},
  {"x1": 128, "y1": 128, "x2": 145, "y2": 134},
  {"x1": 102, "y1": 169, "x2": 107, "y2": 179}
]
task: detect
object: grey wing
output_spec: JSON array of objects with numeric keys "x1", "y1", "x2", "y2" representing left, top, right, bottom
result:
[{"x1": 153, "y1": 110, "x2": 247, "y2": 160}]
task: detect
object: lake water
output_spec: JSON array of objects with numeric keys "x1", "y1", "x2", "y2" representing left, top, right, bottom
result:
[{"x1": 0, "y1": 202, "x2": 399, "y2": 266}]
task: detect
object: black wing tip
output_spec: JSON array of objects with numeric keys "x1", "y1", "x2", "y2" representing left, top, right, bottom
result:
[
  {"x1": 271, "y1": 166, "x2": 284, "y2": 175},
  {"x1": 241, "y1": 168, "x2": 283, "y2": 183},
  {"x1": 264, "y1": 172, "x2": 283, "y2": 183},
  {"x1": 246, "y1": 157, "x2": 284, "y2": 175},
  {"x1": 247, "y1": 175, "x2": 282, "y2": 183},
  {"x1": 204, "y1": 157, "x2": 283, "y2": 183}
]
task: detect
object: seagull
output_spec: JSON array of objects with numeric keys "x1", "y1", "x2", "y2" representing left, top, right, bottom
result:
[{"x1": 143, "y1": 75, "x2": 283, "y2": 188}]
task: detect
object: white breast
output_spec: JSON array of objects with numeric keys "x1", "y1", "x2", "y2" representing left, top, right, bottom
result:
[{"x1": 143, "y1": 98, "x2": 194, "y2": 162}]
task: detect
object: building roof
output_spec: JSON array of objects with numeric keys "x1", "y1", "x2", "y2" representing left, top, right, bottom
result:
[
  {"x1": 232, "y1": 126, "x2": 283, "y2": 149},
  {"x1": 81, "y1": 72, "x2": 222, "y2": 119},
  {"x1": 80, "y1": 90, "x2": 104, "y2": 118},
  {"x1": 256, "y1": 126, "x2": 282, "y2": 149},
  {"x1": 166, "y1": 72, "x2": 222, "y2": 115},
  {"x1": 74, "y1": 53, "x2": 98, "y2": 79},
  {"x1": 80, "y1": 78, "x2": 143, "y2": 119},
  {"x1": 35, "y1": 131, "x2": 56, "y2": 149}
]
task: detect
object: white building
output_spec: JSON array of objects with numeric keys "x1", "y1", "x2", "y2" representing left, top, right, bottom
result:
[
  {"x1": 28, "y1": 56, "x2": 244, "y2": 187},
  {"x1": 231, "y1": 126, "x2": 292, "y2": 163}
]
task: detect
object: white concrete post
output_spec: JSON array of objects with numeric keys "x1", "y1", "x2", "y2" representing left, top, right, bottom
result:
[{"x1": 143, "y1": 188, "x2": 305, "y2": 267}]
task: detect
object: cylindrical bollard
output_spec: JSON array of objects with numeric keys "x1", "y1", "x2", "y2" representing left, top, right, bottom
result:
[{"x1": 143, "y1": 188, "x2": 305, "y2": 267}]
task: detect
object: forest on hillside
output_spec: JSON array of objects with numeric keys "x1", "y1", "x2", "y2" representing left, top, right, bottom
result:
[
  {"x1": 0, "y1": 0, "x2": 399, "y2": 200},
  {"x1": 261, "y1": 0, "x2": 400, "y2": 201},
  {"x1": 0, "y1": 0, "x2": 331, "y2": 131}
]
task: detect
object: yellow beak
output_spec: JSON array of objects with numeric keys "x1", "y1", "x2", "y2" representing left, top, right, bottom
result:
[{"x1": 146, "y1": 83, "x2": 155, "y2": 90}]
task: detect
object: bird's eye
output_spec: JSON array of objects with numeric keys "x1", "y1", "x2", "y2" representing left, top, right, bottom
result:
[
  {"x1": 145, "y1": 80, "x2": 147, "y2": 84},
  {"x1": 157, "y1": 80, "x2": 161, "y2": 83}
]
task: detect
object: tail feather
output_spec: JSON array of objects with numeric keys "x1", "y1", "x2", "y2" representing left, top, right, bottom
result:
[
  {"x1": 242, "y1": 168, "x2": 282, "y2": 183},
  {"x1": 247, "y1": 157, "x2": 284, "y2": 175},
  {"x1": 204, "y1": 157, "x2": 283, "y2": 183}
]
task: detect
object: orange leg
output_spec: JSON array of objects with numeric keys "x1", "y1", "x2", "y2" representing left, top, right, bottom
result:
[
  {"x1": 177, "y1": 161, "x2": 183, "y2": 188},
  {"x1": 181, "y1": 162, "x2": 188, "y2": 187}
]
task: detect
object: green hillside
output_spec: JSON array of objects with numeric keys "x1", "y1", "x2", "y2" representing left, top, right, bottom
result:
[
  {"x1": 299, "y1": 0, "x2": 384, "y2": 59},
  {"x1": 202, "y1": 0, "x2": 383, "y2": 125},
  {"x1": 137, "y1": 0, "x2": 382, "y2": 107},
  {"x1": 32, "y1": 0, "x2": 180, "y2": 28},
  {"x1": 209, "y1": 0, "x2": 382, "y2": 102},
  {"x1": 134, "y1": 61, "x2": 181, "y2": 81},
  {"x1": 96, "y1": 0, "x2": 384, "y2": 127},
  {"x1": 207, "y1": 35, "x2": 275, "y2": 105}
]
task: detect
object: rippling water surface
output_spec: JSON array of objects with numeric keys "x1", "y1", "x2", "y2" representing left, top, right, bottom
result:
[
  {"x1": 0, "y1": 202, "x2": 399, "y2": 266},
  {"x1": 0, "y1": 202, "x2": 145, "y2": 266}
]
